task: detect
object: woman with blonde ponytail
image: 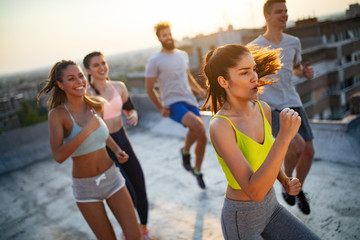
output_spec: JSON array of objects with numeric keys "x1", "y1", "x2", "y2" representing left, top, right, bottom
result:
[{"x1": 37, "y1": 60, "x2": 142, "y2": 240}]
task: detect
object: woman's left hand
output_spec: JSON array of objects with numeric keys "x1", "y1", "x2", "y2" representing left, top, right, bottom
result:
[
  {"x1": 283, "y1": 177, "x2": 301, "y2": 196},
  {"x1": 116, "y1": 150, "x2": 129, "y2": 164},
  {"x1": 126, "y1": 110, "x2": 138, "y2": 126}
]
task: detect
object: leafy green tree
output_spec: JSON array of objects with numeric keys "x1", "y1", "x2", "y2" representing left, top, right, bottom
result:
[{"x1": 17, "y1": 98, "x2": 48, "y2": 127}]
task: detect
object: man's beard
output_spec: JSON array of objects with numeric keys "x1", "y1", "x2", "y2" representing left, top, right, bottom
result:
[{"x1": 161, "y1": 39, "x2": 175, "y2": 50}]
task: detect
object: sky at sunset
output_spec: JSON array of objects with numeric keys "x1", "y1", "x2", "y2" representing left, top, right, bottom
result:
[{"x1": 0, "y1": 0, "x2": 358, "y2": 75}]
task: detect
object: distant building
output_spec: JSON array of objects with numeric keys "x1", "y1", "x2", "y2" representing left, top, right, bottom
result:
[
  {"x1": 125, "y1": 6, "x2": 360, "y2": 120},
  {"x1": 178, "y1": 24, "x2": 263, "y2": 72},
  {"x1": 286, "y1": 16, "x2": 360, "y2": 119},
  {"x1": 0, "y1": 92, "x2": 22, "y2": 131},
  {"x1": 346, "y1": 3, "x2": 360, "y2": 18},
  {"x1": 176, "y1": 13, "x2": 360, "y2": 120},
  {"x1": 0, "y1": 82, "x2": 38, "y2": 131}
]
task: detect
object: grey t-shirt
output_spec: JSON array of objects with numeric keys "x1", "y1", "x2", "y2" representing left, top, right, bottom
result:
[
  {"x1": 249, "y1": 33, "x2": 303, "y2": 110},
  {"x1": 145, "y1": 49, "x2": 198, "y2": 107}
]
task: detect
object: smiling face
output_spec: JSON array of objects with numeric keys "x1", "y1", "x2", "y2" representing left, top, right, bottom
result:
[
  {"x1": 158, "y1": 27, "x2": 175, "y2": 50},
  {"x1": 218, "y1": 53, "x2": 258, "y2": 101},
  {"x1": 57, "y1": 64, "x2": 87, "y2": 97},
  {"x1": 265, "y1": 2, "x2": 288, "y2": 30},
  {"x1": 86, "y1": 55, "x2": 109, "y2": 81}
]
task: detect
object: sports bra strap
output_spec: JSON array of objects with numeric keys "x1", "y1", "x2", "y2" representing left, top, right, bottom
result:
[
  {"x1": 64, "y1": 104, "x2": 99, "y2": 122},
  {"x1": 64, "y1": 104, "x2": 76, "y2": 122},
  {"x1": 211, "y1": 115, "x2": 236, "y2": 129},
  {"x1": 210, "y1": 100, "x2": 265, "y2": 128}
]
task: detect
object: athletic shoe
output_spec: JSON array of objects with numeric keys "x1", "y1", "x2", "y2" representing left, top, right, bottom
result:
[
  {"x1": 281, "y1": 188, "x2": 296, "y2": 206},
  {"x1": 142, "y1": 229, "x2": 152, "y2": 240},
  {"x1": 180, "y1": 148, "x2": 192, "y2": 171},
  {"x1": 192, "y1": 168, "x2": 206, "y2": 189},
  {"x1": 296, "y1": 190, "x2": 311, "y2": 215}
]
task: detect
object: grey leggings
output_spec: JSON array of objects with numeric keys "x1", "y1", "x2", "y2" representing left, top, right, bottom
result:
[{"x1": 221, "y1": 188, "x2": 321, "y2": 240}]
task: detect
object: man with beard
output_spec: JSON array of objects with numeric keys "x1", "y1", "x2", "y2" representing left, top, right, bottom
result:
[{"x1": 145, "y1": 21, "x2": 207, "y2": 189}]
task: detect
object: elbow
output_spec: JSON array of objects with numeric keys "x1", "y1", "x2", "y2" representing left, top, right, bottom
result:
[
  {"x1": 145, "y1": 87, "x2": 153, "y2": 96},
  {"x1": 53, "y1": 155, "x2": 67, "y2": 164},
  {"x1": 251, "y1": 194, "x2": 266, "y2": 202},
  {"x1": 248, "y1": 193, "x2": 265, "y2": 202},
  {"x1": 244, "y1": 189, "x2": 267, "y2": 202}
]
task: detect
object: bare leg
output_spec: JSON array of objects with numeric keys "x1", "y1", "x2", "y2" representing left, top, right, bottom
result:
[
  {"x1": 295, "y1": 140, "x2": 315, "y2": 186},
  {"x1": 182, "y1": 112, "x2": 207, "y2": 172},
  {"x1": 107, "y1": 186, "x2": 142, "y2": 240},
  {"x1": 284, "y1": 133, "x2": 305, "y2": 177},
  {"x1": 77, "y1": 201, "x2": 117, "y2": 240}
]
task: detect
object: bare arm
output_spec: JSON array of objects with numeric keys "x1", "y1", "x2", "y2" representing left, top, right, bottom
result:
[
  {"x1": 114, "y1": 81, "x2": 138, "y2": 126},
  {"x1": 106, "y1": 136, "x2": 129, "y2": 163},
  {"x1": 187, "y1": 69, "x2": 207, "y2": 99},
  {"x1": 145, "y1": 77, "x2": 170, "y2": 117},
  {"x1": 210, "y1": 107, "x2": 301, "y2": 201},
  {"x1": 48, "y1": 108, "x2": 99, "y2": 163},
  {"x1": 264, "y1": 101, "x2": 301, "y2": 196}
]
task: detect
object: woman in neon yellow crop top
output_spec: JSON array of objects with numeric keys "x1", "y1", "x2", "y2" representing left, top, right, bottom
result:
[
  {"x1": 201, "y1": 44, "x2": 320, "y2": 240},
  {"x1": 37, "y1": 60, "x2": 142, "y2": 240}
]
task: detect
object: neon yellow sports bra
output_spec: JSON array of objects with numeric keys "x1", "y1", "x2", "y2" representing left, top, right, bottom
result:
[{"x1": 210, "y1": 100, "x2": 275, "y2": 190}]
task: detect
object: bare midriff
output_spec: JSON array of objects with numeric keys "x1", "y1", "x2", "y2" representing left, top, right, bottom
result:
[
  {"x1": 71, "y1": 148, "x2": 114, "y2": 178},
  {"x1": 225, "y1": 185, "x2": 252, "y2": 201},
  {"x1": 104, "y1": 115, "x2": 124, "y2": 134}
]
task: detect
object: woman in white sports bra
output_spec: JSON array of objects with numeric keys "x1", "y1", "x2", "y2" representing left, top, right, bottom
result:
[{"x1": 37, "y1": 60, "x2": 142, "y2": 240}]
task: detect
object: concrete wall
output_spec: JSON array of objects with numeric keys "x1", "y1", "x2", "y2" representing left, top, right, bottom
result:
[
  {"x1": 0, "y1": 121, "x2": 52, "y2": 175},
  {"x1": 311, "y1": 117, "x2": 360, "y2": 166},
  {"x1": 1, "y1": 95, "x2": 359, "y2": 175}
]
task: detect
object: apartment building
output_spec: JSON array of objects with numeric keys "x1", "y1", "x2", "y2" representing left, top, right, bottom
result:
[
  {"x1": 286, "y1": 15, "x2": 360, "y2": 119},
  {"x1": 178, "y1": 12, "x2": 360, "y2": 120}
]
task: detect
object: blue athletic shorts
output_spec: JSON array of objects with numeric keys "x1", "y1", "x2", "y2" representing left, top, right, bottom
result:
[{"x1": 169, "y1": 102, "x2": 200, "y2": 124}]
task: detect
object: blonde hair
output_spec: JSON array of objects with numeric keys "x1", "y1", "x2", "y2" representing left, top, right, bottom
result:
[{"x1": 154, "y1": 21, "x2": 171, "y2": 37}]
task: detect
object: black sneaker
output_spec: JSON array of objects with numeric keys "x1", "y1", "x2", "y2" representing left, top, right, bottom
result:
[
  {"x1": 282, "y1": 188, "x2": 296, "y2": 206},
  {"x1": 192, "y1": 169, "x2": 206, "y2": 189},
  {"x1": 180, "y1": 148, "x2": 192, "y2": 171},
  {"x1": 296, "y1": 190, "x2": 310, "y2": 215}
]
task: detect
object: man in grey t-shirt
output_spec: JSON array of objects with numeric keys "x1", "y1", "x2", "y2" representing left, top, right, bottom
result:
[
  {"x1": 145, "y1": 22, "x2": 207, "y2": 189},
  {"x1": 249, "y1": 0, "x2": 315, "y2": 214}
]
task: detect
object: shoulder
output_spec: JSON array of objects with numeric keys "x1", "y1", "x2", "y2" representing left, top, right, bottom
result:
[
  {"x1": 210, "y1": 114, "x2": 236, "y2": 144},
  {"x1": 258, "y1": 100, "x2": 271, "y2": 122},
  {"x1": 48, "y1": 106, "x2": 68, "y2": 124},
  {"x1": 248, "y1": 35, "x2": 265, "y2": 46},
  {"x1": 210, "y1": 114, "x2": 233, "y2": 133},
  {"x1": 175, "y1": 49, "x2": 188, "y2": 57},
  {"x1": 283, "y1": 33, "x2": 300, "y2": 43},
  {"x1": 109, "y1": 80, "x2": 126, "y2": 90},
  {"x1": 258, "y1": 100, "x2": 270, "y2": 111},
  {"x1": 109, "y1": 80, "x2": 128, "y2": 97},
  {"x1": 49, "y1": 105, "x2": 66, "y2": 117},
  {"x1": 148, "y1": 52, "x2": 162, "y2": 62}
]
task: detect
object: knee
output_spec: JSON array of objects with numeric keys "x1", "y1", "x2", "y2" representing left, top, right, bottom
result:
[
  {"x1": 189, "y1": 119, "x2": 206, "y2": 135},
  {"x1": 289, "y1": 136, "x2": 306, "y2": 158},
  {"x1": 303, "y1": 142, "x2": 315, "y2": 160}
]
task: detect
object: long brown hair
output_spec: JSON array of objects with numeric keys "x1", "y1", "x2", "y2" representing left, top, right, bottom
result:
[
  {"x1": 37, "y1": 60, "x2": 103, "y2": 111},
  {"x1": 201, "y1": 44, "x2": 281, "y2": 114},
  {"x1": 83, "y1": 51, "x2": 106, "y2": 95}
]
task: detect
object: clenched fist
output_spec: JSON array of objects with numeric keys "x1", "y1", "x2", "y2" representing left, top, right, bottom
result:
[{"x1": 278, "y1": 108, "x2": 301, "y2": 143}]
